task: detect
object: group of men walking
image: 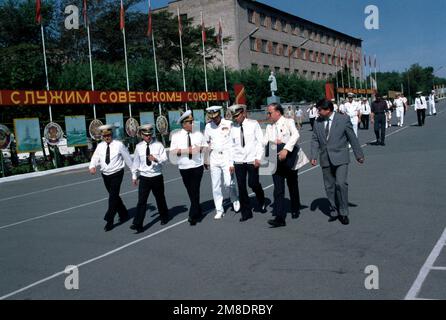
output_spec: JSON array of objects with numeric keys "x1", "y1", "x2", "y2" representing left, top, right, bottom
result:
[{"x1": 89, "y1": 99, "x2": 366, "y2": 232}]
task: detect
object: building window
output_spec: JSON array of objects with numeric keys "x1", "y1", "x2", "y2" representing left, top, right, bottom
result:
[
  {"x1": 262, "y1": 40, "x2": 268, "y2": 54},
  {"x1": 301, "y1": 48, "x2": 306, "y2": 60},
  {"x1": 309, "y1": 50, "x2": 314, "y2": 61},
  {"x1": 303, "y1": 70, "x2": 308, "y2": 78},
  {"x1": 328, "y1": 54, "x2": 332, "y2": 65},
  {"x1": 248, "y1": 9, "x2": 255, "y2": 24},
  {"x1": 250, "y1": 37, "x2": 256, "y2": 51},
  {"x1": 294, "y1": 69, "x2": 299, "y2": 75},
  {"x1": 292, "y1": 47, "x2": 298, "y2": 59},
  {"x1": 260, "y1": 13, "x2": 266, "y2": 26},
  {"x1": 272, "y1": 42, "x2": 278, "y2": 55},
  {"x1": 263, "y1": 65, "x2": 270, "y2": 71},
  {"x1": 271, "y1": 17, "x2": 277, "y2": 30},
  {"x1": 283, "y1": 44, "x2": 288, "y2": 57},
  {"x1": 252, "y1": 63, "x2": 258, "y2": 69},
  {"x1": 275, "y1": 67, "x2": 281, "y2": 74},
  {"x1": 281, "y1": 20, "x2": 287, "y2": 32},
  {"x1": 285, "y1": 68, "x2": 290, "y2": 74},
  {"x1": 321, "y1": 53, "x2": 326, "y2": 64}
]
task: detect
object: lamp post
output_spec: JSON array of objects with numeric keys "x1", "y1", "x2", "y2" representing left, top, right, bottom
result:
[{"x1": 238, "y1": 27, "x2": 259, "y2": 69}]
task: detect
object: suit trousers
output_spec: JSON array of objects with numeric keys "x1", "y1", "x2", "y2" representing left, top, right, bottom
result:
[
  {"x1": 234, "y1": 163, "x2": 265, "y2": 218},
  {"x1": 361, "y1": 115, "x2": 370, "y2": 129},
  {"x1": 417, "y1": 109, "x2": 426, "y2": 126},
  {"x1": 133, "y1": 175, "x2": 169, "y2": 227},
  {"x1": 374, "y1": 113, "x2": 386, "y2": 143},
  {"x1": 272, "y1": 164, "x2": 301, "y2": 221},
  {"x1": 180, "y1": 166, "x2": 204, "y2": 221},
  {"x1": 322, "y1": 163, "x2": 349, "y2": 217},
  {"x1": 102, "y1": 169, "x2": 128, "y2": 223}
]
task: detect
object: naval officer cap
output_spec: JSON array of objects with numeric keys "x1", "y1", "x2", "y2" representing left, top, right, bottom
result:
[
  {"x1": 416, "y1": 91, "x2": 423, "y2": 95},
  {"x1": 177, "y1": 110, "x2": 194, "y2": 124},
  {"x1": 139, "y1": 124, "x2": 154, "y2": 136},
  {"x1": 347, "y1": 92, "x2": 355, "y2": 98},
  {"x1": 206, "y1": 105, "x2": 222, "y2": 118},
  {"x1": 229, "y1": 104, "x2": 247, "y2": 118},
  {"x1": 98, "y1": 124, "x2": 114, "y2": 135}
]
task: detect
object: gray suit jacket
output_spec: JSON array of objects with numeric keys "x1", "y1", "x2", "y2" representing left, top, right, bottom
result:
[{"x1": 310, "y1": 113, "x2": 364, "y2": 168}]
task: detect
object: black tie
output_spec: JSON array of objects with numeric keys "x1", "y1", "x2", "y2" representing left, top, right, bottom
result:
[
  {"x1": 187, "y1": 132, "x2": 192, "y2": 160},
  {"x1": 420, "y1": 98, "x2": 423, "y2": 105},
  {"x1": 325, "y1": 119, "x2": 330, "y2": 139},
  {"x1": 146, "y1": 142, "x2": 151, "y2": 166},
  {"x1": 105, "y1": 143, "x2": 110, "y2": 165},
  {"x1": 240, "y1": 123, "x2": 245, "y2": 147}
]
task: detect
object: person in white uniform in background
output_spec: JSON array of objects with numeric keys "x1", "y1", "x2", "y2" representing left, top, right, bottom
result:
[
  {"x1": 331, "y1": 99, "x2": 339, "y2": 113},
  {"x1": 343, "y1": 93, "x2": 361, "y2": 137},
  {"x1": 429, "y1": 90, "x2": 437, "y2": 116},
  {"x1": 360, "y1": 97, "x2": 371, "y2": 130},
  {"x1": 204, "y1": 106, "x2": 240, "y2": 220},
  {"x1": 394, "y1": 93, "x2": 405, "y2": 127},
  {"x1": 307, "y1": 104, "x2": 318, "y2": 131}
]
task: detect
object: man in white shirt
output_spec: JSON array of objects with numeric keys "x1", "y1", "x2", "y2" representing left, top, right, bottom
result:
[
  {"x1": 295, "y1": 107, "x2": 303, "y2": 130},
  {"x1": 383, "y1": 96, "x2": 393, "y2": 128},
  {"x1": 394, "y1": 93, "x2": 405, "y2": 127},
  {"x1": 415, "y1": 92, "x2": 427, "y2": 126},
  {"x1": 89, "y1": 124, "x2": 133, "y2": 232},
  {"x1": 307, "y1": 104, "x2": 318, "y2": 131},
  {"x1": 204, "y1": 106, "x2": 240, "y2": 220},
  {"x1": 229, "y1": 104, "x2": 266, "y2": 222},
  {"x1": 429, "y1": 90, "x2": 437, "y2": 116},
  {"x1": 360, "y1": 97, "x2": 371, "y2": 130},
  {"x1": 331, "y1": 98, "x2": 339, "y2": 113},
  {"x1": 169, "y1": 110, "x2": 208, "y2": 226},
  {"x1": 130, "y1": 124, "x2": 169, "y2": 233},
  {"x1": 343, "y1": 93, "x2": 361, "y2": 136},
  {"x1": 264, "y1": 103, "x2": 308, "y2": 227}
]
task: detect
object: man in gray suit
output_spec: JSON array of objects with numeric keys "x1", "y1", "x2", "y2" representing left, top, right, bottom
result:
[{"x1": 310, "y1": 99, "x2": 365, "y2": 225}]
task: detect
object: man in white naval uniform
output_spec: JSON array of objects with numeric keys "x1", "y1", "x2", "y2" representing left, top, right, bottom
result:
[
  {"x1": 394, "y1": 93, "x2": 405, "y2": 127},
  {"x1": 415, "y1": 92, "x2": 428, "y2": 126},
  {"x1": 204, "y1": 106, "x2": 240, "y2": 220},
  {"x1": 89, "y1": 124, "x2": 133, "y2": 231},
  {"x1": 331, "y1": 99, "x2": 339, "y2": 113},
  {"x1": 360, "y1": 97, "x2": 371, "y2": 130},
  {"x1": 343, "y1": 93, "x2": 361, "y2": 137},
  {"x1": 130, "y1": 124, "x2": 169, "y2": 233},
  {"x1": 428, "y1": 90, "x2": 437, "y2": 116}
]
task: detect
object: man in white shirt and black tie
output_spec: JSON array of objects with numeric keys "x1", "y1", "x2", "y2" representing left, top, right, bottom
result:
[
  {"x1": 89, "y1": 124, "x2": 133, "y2": 231},
  {"x1": 229, "y1": 104, "x2": 266, "y2": 222},
  {"x1": 130, "y1": 124, "x2": 169, "y2": 233},
  {"x1": 169, "y1": 110, "x2": 208, "y2": 226},
  {"x1": 415, "y1": 91, "x2": 428, "y2": 126}
]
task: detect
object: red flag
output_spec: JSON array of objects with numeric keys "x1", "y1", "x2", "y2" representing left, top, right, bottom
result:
[
  {"x1": 146, "y1": 1, "x2": 152, "y2": 37},
  {"x1": 83, "y1": 0, "x2": 88, "y2": 26},
  {"x1": 201, "y1": 15, "x2": 206, "y2": 43},
  {"x1": 216, "y1": 20, "x2": 223, "y2": 45},
  {"x1": 35, "y1": 0, "x2": 41, "y2": 24},
  {"x1": 120, "y1": 0, "x2": 125, "y2": 31}
]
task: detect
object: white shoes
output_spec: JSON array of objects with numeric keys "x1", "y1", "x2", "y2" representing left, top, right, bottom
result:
[
  {"x1": 233, "y1": 200, "x2": 241, "y2": 213},
  {"x1": 214, "y1": 211, "x2": 224, "y2": 220}
]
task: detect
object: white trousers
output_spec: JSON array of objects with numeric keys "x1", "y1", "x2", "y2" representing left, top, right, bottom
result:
[
  {"x1": 210, "y1": 162, "x2": 238, "y2": 214},
  {"x1": 396, "y1": 107, "x2": 405, "y2": 125},
  {"x1": 429, "y1": 102, "x2": 436, "y2": 115},
  {"x1": 350, "y1": 117, "x2": 358, "y2": 137}
]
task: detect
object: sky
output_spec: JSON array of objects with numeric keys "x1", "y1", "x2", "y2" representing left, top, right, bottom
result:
[{"x1": 137, "y1": 0, "x2": 446, "y2": 77}]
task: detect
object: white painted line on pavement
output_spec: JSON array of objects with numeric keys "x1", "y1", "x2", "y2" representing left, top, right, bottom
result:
[
  {"x1": 405, "y1": 227, "x2": 446, "y2": 300},
  {"x1": 429, "y1": 267, "x2": 446, "y2": 271},
  {"x1": 0, "y1": 177, "x2": 183, "y2": 231}
]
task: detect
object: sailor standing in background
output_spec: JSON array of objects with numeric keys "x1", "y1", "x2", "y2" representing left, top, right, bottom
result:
[
  {"x1": 169, "y1": 110, "x2": 208, "y2": 226},
  {"x1": 394, "y1": 93, "x2": 405, "y2": 127},
  {"x1": 331, "y1": 99, "x2": 339, "y2": 113},
  {"x1": 428, "y1": 90, "x2": 437, "y2": 116},
  {"x1": 130, "y1": 124, "x2": 169, "y2": 233},
  {"x1": 89, "y1": 125, "x2": 133, "y2": 231},
  {"x1": 204, "y1": 106, "x2": 240, "y2": 220},
  {"x1": 307, "y1": 104, "x2": 318, "y2": 131},
  {"x1": 343, "y1": 93, "x2": 361, "y2": 137},
  {"x1": 415, "y1": 92, "x2": 428, "y2": 126},
  {"x1": 360, "y1": 97, "x2": 371, "y2": 130}
]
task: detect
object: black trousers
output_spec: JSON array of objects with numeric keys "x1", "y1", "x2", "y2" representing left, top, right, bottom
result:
[
  {"x1": 417, "y1": 109, "x2": 426, "y2": 126},
  {"x1": 310, "y1": 118, "x2": 315, "y2": 130},
  {"x1": 234, "y1": 163, "x2": 265, "y2": 218},
  {"x1": 102, "y1": 169, "x2": 128, "y2": 223},
  {"x1": 180, "y1": 166, "x2": 204, "y2": 221},
  {"x1": 133, "y1": 175, "x2": 169, "y2": 227},
  {"x1": 272, "y1": 164, "x2": 301, "y2": 221},
  {"x1": 374, "y1": 113, "x2": 386, "y2": 143},
  {"x1": 361, "y1": 115, "x2": 370, "y2": 130}
]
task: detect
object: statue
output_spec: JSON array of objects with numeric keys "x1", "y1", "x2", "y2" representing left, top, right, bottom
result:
[{"x1": 268, "y1": 71, "x2": 277, "y2": 96}]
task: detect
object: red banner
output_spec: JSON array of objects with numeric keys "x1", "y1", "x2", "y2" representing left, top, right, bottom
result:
[
  {"x1": 233, "y1": 84, "x2": 246, "y2": 105},
  {"x1": 325, "y1": 83, "x2": 335, "y2": 101},
  {"x1": 337, "y1": 88, "x2": 376, "y2": 95},
  {"x1": 0, "y1": 90, "x2": 230, "y2": 106}
]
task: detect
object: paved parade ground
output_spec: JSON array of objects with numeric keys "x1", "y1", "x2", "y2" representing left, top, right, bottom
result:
[{"x1": 1, "y1": 102, "x2": 445, "y2": 300}]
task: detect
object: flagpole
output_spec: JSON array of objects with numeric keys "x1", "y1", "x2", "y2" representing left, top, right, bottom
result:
[
  {"x1": 347, "y1": 55, "x2": 351, "y2": 91},
  {"x1": 84, "y1": 1, "x2": 96, "y2": 120},
  {"x1": 358, "y1": 52, "x2": 363, "y2": 96},
  {"x1": 177, "y1": 7, "x2": 188, "y2": 110},
  {"x1": 120, "y1": 0, "x2": 132, "y2": 118},
  {"x1": 40, "y1": 24, "x2": 52, "y2": 122},
  {"x1": 219, "y1": 17, "x2": 228, "y2": 108},
  {"x1": 335, "y1": 55, "x2": 339, "y2": 102},
  {"x1": 200, "y1": 11, "x2": 209, "y2": 108},
  {"x1": 340, "y1": 59, "x2": 345, "y2": 99},
  {"x1": 148, "y1": 0, "x2": 162, "y2": 117},
  {"x1": 352, "y1": 52, "x2": 357, "y2": 91},
  {"x1": 374, "y1": 55, "x2": 378, "y2": 92},
  {"x1": 364, "y1": 54, "x2": 369, "y2": 100}
]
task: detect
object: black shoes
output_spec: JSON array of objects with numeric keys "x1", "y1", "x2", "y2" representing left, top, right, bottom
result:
[
  {"x1": 188, "y1": 218, "x2": 197, "y2": 226},
  {"x1": 291, "y1": 211, "x2": 300, "y2": 219},
  {"x1": 380, "y1": 142, "x2": 386, "y2": 146},
  {"x1": 338, "y1": 216, "x2": 350, "y2": 225},
  {"x1": 268, "y1": 219, "x2": 286, "y2": 228},
  {"x1": 130, "y1": 224, "x2": 144, "y2": 233},
  {"x1": 259, "y1": 202, "x2": 267, "y2": 213},
  {"x1": 240, "y1": 214, "x2": 253, "y2": 222},
  {"x1": 104, "y1": 222, "x2": 114, "y2": 232},
  {"x1": 160, "y1": 218, "x2": 169, "y2": 226},
  {"x1": 328, "y1": 216, "x2": 338, "y2": 222}
]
